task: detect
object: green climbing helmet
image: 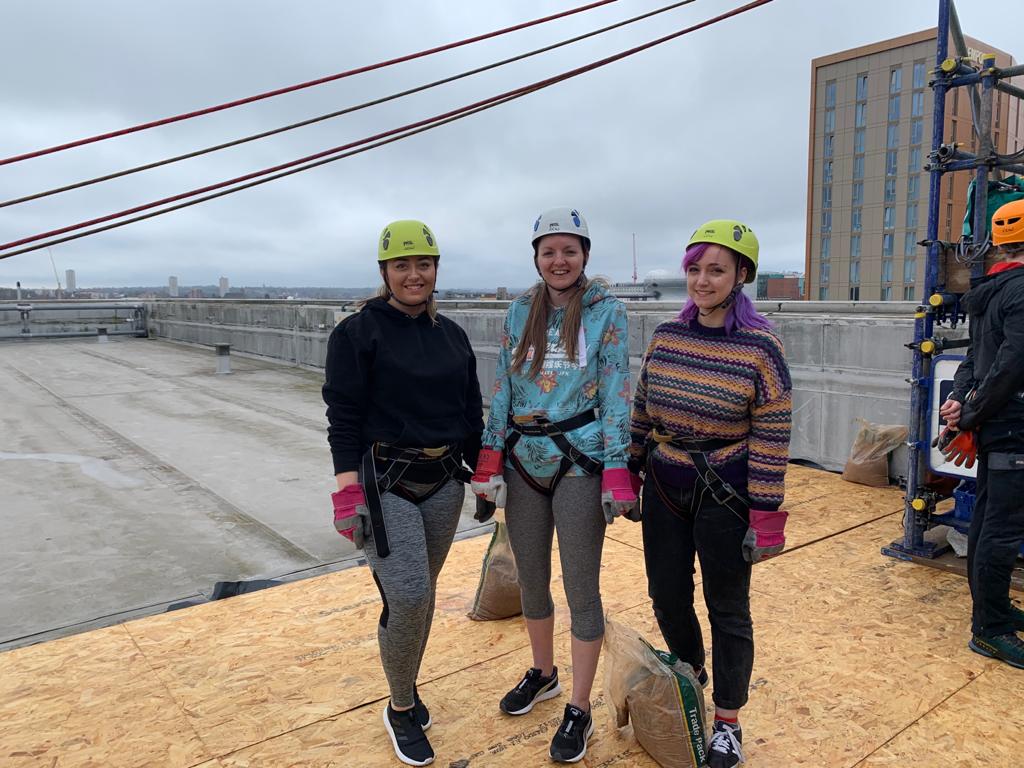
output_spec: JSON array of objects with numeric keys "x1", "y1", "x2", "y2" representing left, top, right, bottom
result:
[
  {"x1": 378, "y1": 219, "x2": 440, "y2": 262},
  {"x1": 687, "y1": 219, "x2": 759, "y2": 283}
]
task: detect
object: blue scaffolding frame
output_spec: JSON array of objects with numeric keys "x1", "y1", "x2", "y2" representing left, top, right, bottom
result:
[{"x1": 883, "y1": 0, "x2": 1024, "y2": 562}]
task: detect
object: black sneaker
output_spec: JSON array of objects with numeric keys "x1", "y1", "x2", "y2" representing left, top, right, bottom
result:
[
  {"x1": 413, "y1": 686, "x2": 431, "y2": 731},
  {"x1": 969, "y1": 632, "x2": 1024, "y2": 670},
  {"x1": 499, "y1": 667, "x2": 562, "y2": 715},
  {"x1": 549, "y1": 703, "x2": 594, "y2": 763},
  {"x1": 382, "y1": 703, "x2": 434, "y2": 766},
  {"x1": 706, "y1": 720, "x2": 744, "y2": 768}
]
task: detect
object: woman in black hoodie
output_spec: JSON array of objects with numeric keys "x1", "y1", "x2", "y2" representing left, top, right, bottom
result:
[{"x1": 323, "y1": 219, "x2": 483, "y2": 767}]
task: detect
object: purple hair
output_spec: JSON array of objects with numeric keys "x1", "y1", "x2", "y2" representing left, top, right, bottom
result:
[{"x1": 677, "y1": 242, "x2": 773, "y2": 335}]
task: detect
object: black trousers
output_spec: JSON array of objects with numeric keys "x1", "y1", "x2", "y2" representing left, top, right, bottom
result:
[
  {"x1": 968, "y1": 422, "x2": 1024, "y2": 638},
  {"x1": 640, "y1": 474, "x2": 753, "y2": 710}
]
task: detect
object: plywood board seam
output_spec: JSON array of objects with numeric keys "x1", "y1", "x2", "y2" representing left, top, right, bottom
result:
[
  {"x1": 847, "y1": 669, "x2": 986, "y2": 768},
  {"x1": 123, "y1": 623, "x2": 217, "y2": 765},
  {"x1": 780, "y1": 509, "x2": 901, "y2": 561}
]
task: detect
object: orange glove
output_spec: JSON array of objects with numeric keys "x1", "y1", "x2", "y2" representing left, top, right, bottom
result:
[{"x1": 933, "y1": 427, "x2": 977, "y2": 469}]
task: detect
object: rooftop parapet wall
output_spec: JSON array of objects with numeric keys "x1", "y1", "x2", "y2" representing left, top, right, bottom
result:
[{"x1": 145, "y1": 299, "x2": 968, "y2": 472}]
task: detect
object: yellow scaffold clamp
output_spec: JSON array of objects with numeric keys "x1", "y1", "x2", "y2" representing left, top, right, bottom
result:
[{"x1": 911, "y1": 498, "x2": 928, "y2": 512}]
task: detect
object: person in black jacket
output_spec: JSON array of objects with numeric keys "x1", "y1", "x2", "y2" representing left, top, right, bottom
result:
[
  {"x1": 323, "y1": 219, "x2": 484, "y2": 766},
  {"x1": 940, "y1": 199, "x2": 1024, "y2": 670}
]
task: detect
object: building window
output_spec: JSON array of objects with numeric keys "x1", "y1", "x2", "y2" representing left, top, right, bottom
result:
[
  {"x1": 851, "y1": 234, "x2": 861, "y2": 257},
  {"x1": 882, "y1": 259, "x2": 893, "y2": 283},
  {"x1": 913, "y1": 61, "x2": 927, "y2": 89},
  {"x1": 885, "y1": 178, "x2": 897, "y2": 202},
  {"x1": 821, "y1": 209, "x2": 832, "y2": 232},
  {"x1": 904, "y1": 285, "x2": 917, "y2": 301},
  {"x1": 886, "y1": 150, "x2": 898, "y2": 176},
  {"x1": 850, "y1": 260, "x2": 860, "y2": 284},
  {"x1": 904, "y1": 231, "x2": 918, "y2": 255},
  {"x1": 852, "y1": 182, "x2": 864, "y2": 205},
  {"x1": 912, "y1": 91, "x2": 925, "y2": 117},
  {"x1": 909, "y1": 147, "x2": 922, "y2": 171},
  {"x1": 852, "y1": 209, "x2": 862, "y2": 232},
  {"x1": 889, "y1": 94, "x2": 901, "y2": 121},
  {"x1": 857, "y1": 74, "x2": 869, "y2": 101},
  {"x1": 823, "y1": 185, "x2": 832, "y2": 207},
  {"x1": 910, "y1": 119, "x2": 924, "y2": 145},
  {"x1": 906, "y1": 205, "x2": 918, "y2": 229},
  {"x1": 853, "y1": 156, "x2": 865, "y2": 180},
  {"x1": 825, "y1": 108, "x2": 835, "y2": 133},
  {"x1": 819, "y1": 286, "x2": 829, "y2": 300},
  {"x1": 824, "y1": 161, "x2": 833, "y2": 184},
  {"x1": 821, "y1": 236, "x2": 831, "y2": 259},
  {"x1": 854, "y1": 129, "x2": 865, "y2": 154},
  {"x1": 821, "y1": 262, "x2": 831, "y2": 283},
  {"x1": 855, "y1": 102, "x2": 866, "y2": 128},
  {"x1": 824, "y1": 134, "x2": 834, "y2": 158},
  {"x1": 904, "y1": 256, "x2": 917, "y2": 282},
  {"x1": 887, "y1": 124, "x2": 900, "y2": 148},
  {"x1": 881, "y1": 285, "x2": 893, "y2": 301},
  {"x1": 883, "y1": 233, "x2": 894, "y2": 256},
  {"x1": 890, "y1": 67, "x2": 902, "y2": 93},
  {"x1": 850, "y1": 286, "x2": 861, "y2": 300},
  {"x1": 908, "y1": 175, "x2": 920, "y2": 200},
  {"x1": 884, "y1": 206, "x2": 895, "y2": 229},
  {"x1": 825, "y1": 80, "x2": 837, "y2": 107}
]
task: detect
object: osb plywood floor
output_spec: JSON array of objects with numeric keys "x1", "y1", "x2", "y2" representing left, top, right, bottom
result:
[{"x1": 2, "y1": 466, "x2": 1020, "y2": 767}]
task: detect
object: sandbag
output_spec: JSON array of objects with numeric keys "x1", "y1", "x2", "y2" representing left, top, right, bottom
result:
[
  {"x1": 841, "y1": 419, "x2": 907, "y2": 487},
  {"x1": 604, "y1": 617, "x2": 707, "y2": 768},
  {"x1": 467, "y1": 521, "x2": 522, "y2": 621}
]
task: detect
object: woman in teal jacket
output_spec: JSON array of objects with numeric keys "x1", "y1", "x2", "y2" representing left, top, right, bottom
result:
[{"x1": 471, "y1": 207, "x2": 637, "y2": 763}]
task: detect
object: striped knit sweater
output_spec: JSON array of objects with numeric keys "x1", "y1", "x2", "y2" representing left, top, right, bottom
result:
[{"x1": 630, "y1": 318, "x2": 792, "y2": 510}]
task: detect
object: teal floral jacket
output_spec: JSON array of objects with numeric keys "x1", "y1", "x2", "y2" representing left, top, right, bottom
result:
[{"x1": 482, "y1": 281, "x2": 631, "y2": 477}]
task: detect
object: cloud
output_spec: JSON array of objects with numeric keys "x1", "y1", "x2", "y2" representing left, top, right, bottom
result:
[{"x1": 1, "y1": 0, "x2": 1019, "y2": 288}]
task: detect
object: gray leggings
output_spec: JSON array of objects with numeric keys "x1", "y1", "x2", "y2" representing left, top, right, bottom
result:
[
  {"x1": 504, "y1": 472, "x2": 606, "y2": 642},
  {"x1": 363, "y1": 479, "x2": 465, "y2": 708}
]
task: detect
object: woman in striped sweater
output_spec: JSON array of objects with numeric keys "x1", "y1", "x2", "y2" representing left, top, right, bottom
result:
[{"x1": 629, "y1": 219, "x2": 791, "y2": 768}]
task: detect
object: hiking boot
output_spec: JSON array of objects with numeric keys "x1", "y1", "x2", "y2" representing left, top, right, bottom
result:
[
  {"x1": 383, "y1": 703, "x2": 434, "y2": 766},
  {"x1": 1010, "y1": 604, "x2": 1024, "y2": 633},
  {"x1": 413, "y1": 686, "x2": 431, "y2": 731},
  {"x1": 499, "y1": 667, "x2": 562, "y2": 715},
  {"x1": 706, "y1": 720, "x2": 744, "y2": 768},
  {"x1": 969, "y1": 632, "x2": 1024, "y2": 670},
  {"x1": 549, "y1": 703, "x2": 594, "y2": 763}
]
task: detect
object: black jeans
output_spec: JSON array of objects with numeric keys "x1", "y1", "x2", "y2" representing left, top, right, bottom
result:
[
  {"x1": 640, "y1": 474, "x2": 753, "y2": 710},
  {"x1": 968, "y1": 422, "x2": 1024, "y2": 638}
]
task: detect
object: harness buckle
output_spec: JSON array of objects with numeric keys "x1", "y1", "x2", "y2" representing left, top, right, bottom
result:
[
  {"x1": 513, "y1": 412, "x2": 546, "y2": 426},
  {"x1": 419, "y1": 445, "x2": 449, "y2": 458}
]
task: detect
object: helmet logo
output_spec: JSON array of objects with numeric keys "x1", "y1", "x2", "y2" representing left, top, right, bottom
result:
[
  {"x1": 570, "y1": 209, "x2": 582, "y2": 227},
  {"x1": 403, "y1": 239, "x2": 414, "y2": 249},
  {"x1": 422, "y1": 226, "x2": 434, "y2": 246},
  {"x1": 382, "y1": 229, "x2": 391, "y2": 251},
  {"x1": 733, "y1": 225, "x2": 743, "y2": 242}
]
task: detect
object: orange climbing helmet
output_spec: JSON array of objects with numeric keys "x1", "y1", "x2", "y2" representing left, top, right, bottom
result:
[{"x1": 991, "y1": 199, "x2": 1024, "y2": 248}]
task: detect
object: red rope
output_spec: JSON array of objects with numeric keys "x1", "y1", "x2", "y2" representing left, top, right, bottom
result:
[
  {"x1": 0, "y1": 1, "x2": 617, "y2": 167},
  {"x1": 0, "y1": 0, "x2": 772, "y2": 259}
]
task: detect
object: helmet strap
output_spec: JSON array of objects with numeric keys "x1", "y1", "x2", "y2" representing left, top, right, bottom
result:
[{"x1": 699, "y1": 283, "x2": 743, "y2": 317}]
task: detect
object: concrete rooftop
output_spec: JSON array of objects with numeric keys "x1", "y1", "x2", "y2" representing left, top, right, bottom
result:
[{"x1": 0, "y1": 337, "x2": 485, "y2": 650}]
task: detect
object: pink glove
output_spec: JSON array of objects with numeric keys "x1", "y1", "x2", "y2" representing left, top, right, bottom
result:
[
  {"x1": 601, "y1": 468, "x2": 640, "y2": 525},
  {"x1": 742, "y1": 508, "x2": 788, "y2": 563},
  {"x1": 471, "y1": 448, "x2": 507, "y2": 507},
  {"x1": 332, "y1": 484, "x2": 368, "y2": 549}
]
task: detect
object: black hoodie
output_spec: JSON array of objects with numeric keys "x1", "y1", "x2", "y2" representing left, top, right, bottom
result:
[
  {"x1": 322, "y1": 298, "x2": 483, "y2": 475},
  {"x1": 951, "y1": 265, "x2": 1024, "y2": 431}
]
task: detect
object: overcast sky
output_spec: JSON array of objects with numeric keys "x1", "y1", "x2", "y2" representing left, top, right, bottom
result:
[{"x1": 1, "y1": 0, "x2": 1019, "y2": 290}]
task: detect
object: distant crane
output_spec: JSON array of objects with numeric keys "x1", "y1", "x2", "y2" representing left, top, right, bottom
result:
[
  {"x1": 47, "y1": 247, "x2": 62, "y2": 298},
  {"x1": 632, "y1": 233, "x2": 638, "y2": 284}
]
